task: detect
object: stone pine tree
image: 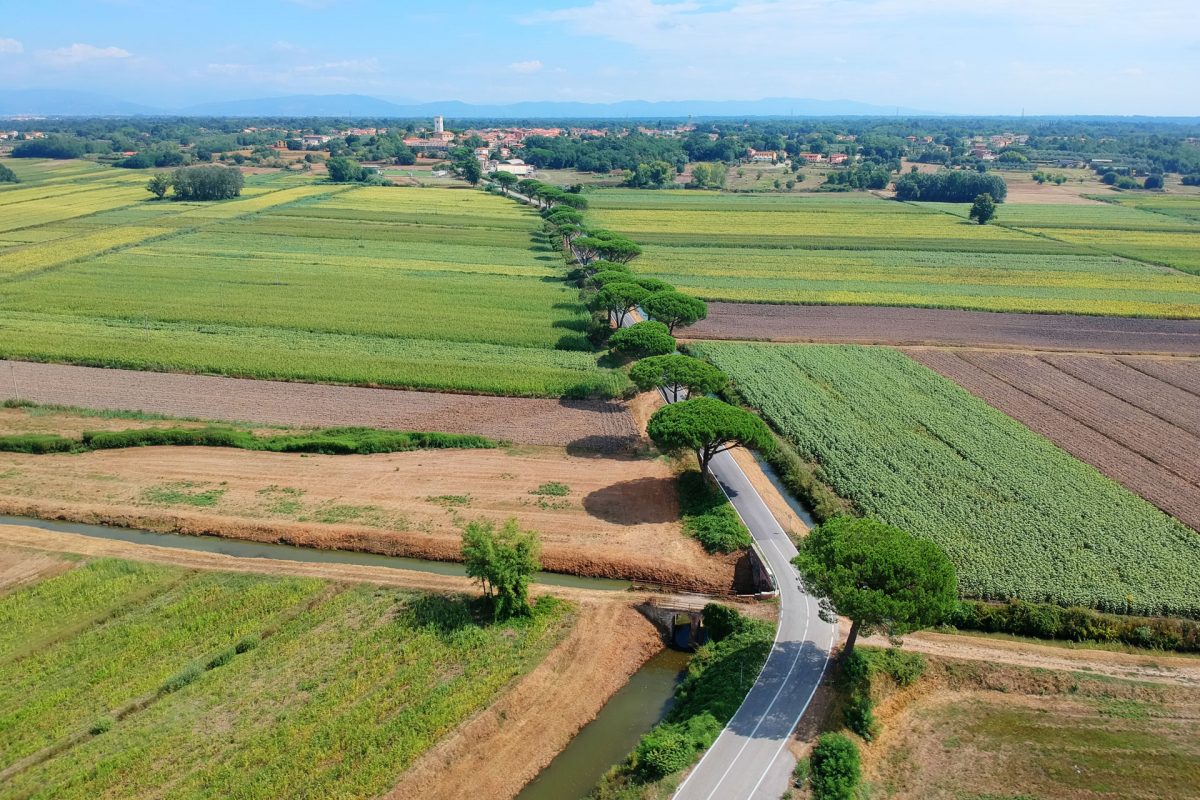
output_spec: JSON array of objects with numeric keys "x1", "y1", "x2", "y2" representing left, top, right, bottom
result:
[
  {"x1": 629, "y1": 354, "x2": 727, "y2": 402},
  {"x1": 646, "y1": 397, "x2": 773, "y2": 473},
  {"x1": 792, "y1": 516, "x2": 957, "y2": 657}
]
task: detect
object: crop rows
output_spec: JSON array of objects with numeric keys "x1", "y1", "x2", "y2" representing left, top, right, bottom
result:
[
  {"x1": 907, "y1": 348, "x2": 1200, "y2": 532},
  {"x1": 0, "y1": 169, "x2": 622, "y2": 397},
  {"x1": 1, "y1": 558, "x2": 568, "y2": 799},
  {"x1": 587, "y1": 189, "x2": 1200, "y2": 316},
  {"x1": 693, "y1": 342, "x2": 1200, "y2": 617},
  {"x1": 0, "y1": 312, "x2": 624, "y2": 397}
]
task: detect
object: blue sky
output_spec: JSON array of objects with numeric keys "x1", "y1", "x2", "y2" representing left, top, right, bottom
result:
[{"x1": 1, "y1": 0, "x2": 1196, "y2": 114}]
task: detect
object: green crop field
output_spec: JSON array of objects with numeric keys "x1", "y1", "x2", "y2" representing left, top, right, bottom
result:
[
  {"x1": 931, "y1": 199, "x2": 1200, "y2": 276},
  {"x1": 0, "y1": 556, "x2": 569, "y2": 799},
  {"x1": 585, "y1": 190, "x2": 1200, "y2": 316},
  {"x1": 0, "y1": 159, "x2": 624, "y2": 397},
  {"x1": 691, "y1": 342, "x2": 1200, "y2": 617}
]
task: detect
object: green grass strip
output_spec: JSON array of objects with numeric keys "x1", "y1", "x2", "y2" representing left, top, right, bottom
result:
[{"x1": 0, "y1": 425, "x2": 497, "y2": 456}]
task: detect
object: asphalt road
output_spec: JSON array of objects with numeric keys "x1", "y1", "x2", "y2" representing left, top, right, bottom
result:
[{"x1": 672, "y1": 448, "x2": 838, "y2": 800}]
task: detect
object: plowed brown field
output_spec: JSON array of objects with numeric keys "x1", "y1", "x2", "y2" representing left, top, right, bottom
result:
[
  {"x1": 687, "y1": 304, "x2": 1200, "y2": 355},
  {"x1": 0, "y1": 360, "x2": 639, "y2": 451},
  {"x1": 906, "y1": 349, "x2": 1200, "y2": 530}
]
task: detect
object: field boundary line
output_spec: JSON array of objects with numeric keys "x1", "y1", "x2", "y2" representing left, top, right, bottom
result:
[{"x1": 955, "y1": 351, "x2": 1200, "y2": 491}]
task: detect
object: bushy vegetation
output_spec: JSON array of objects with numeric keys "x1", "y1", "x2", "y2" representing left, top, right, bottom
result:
[
  {"x1": 808, "y1": 733, "x2": 862, "y2": 800},
  {"x1": 676, "y1": 470, "x2": 752, "y2": 553},
  {"x1": 608, "y1": 320, "x2": 676, "y2": 358},
  {"x1": 0, "y1": 558, "x2": 569, "y2": 798},
  {"x1": 838, "y1": 647, "x2": 926, "y2": 740},
  {"x1": 893, "y1": 169, "x2": 1008, "y2": 202},
  {"x1": 694, "y1": 342, "x2": 1200, "y2": 617},
  {"x1": 593, "y1": 605, "x2": 773, "y2": 795},
  {"x1": 0, "y1": 163, "x2": 18, "y2": 183},
  {"x1": 948, "y1": 599, "x2": 1200, "y2": 653},
  {"x1": 0, "y1": 425, "x2": 496, "y2": 455}
]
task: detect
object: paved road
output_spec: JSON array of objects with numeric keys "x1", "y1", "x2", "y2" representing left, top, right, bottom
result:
[{"x1": 672, "y1": 449, "x2": 837, "y2": 800}]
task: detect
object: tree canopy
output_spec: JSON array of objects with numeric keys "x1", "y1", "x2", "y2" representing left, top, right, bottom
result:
[
  {"x1": 609, "y1": 321, "x2": 676, "y2": 359},
  {"x1": 792, "y1": 516, "x2": 958, "y2": 657},
  {"x1": 968, "y1": 193, "x2": 997, "y2": 224},
  {"x1": 643, "y1": 291, "x2": 708, "y2": 333},
  {"x1": 169, "y1": 166, "x2": 244, "y2": 201},
  {"x1": 461, "y1": 518, "x2": 541, "y2": 620},
  {"x1": 626, "y1": 160, "x2": 677, "y2": 189},
  {"x1": 590, "y1": 281, "x2": 649, "y2": 327},
  {"x1": 0, "y1": 163, "x2": 19, "y2": 184},
  {"x1": 893, "y1": 169, "x2": 1007, "y2": 202},
  {"x1": 647, "y1": 397, "x2": 774, "y2": 473},
  {"x1": 145, "y1": 173, "x2": 171, "y2": 199},
  {"x1": 629, "y1": 354, "x2": 727, "y2": 402}
]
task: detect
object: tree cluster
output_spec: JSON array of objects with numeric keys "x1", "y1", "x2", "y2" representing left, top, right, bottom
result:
[
  {"x1": 160, "y1": 165, "x2": 245, "y2": 201},
  {"x1": 625, "y1": 160, "x2": 676, "y2": 189},
  {"x1": 893, "y1": 169, "x2": 1008, "y2": 202},
  {"x1": 0, "y1": 163, "x2": 18, "y2": 184}
]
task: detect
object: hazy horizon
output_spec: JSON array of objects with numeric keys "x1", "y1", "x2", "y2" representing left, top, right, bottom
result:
[{"x1": 2, "y1": 0, "x2": 1197, "y2": 116}]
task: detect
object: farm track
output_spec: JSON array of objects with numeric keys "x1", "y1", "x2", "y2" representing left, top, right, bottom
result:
[
  {"x1": 688, "y1": 303, "x2": 1200, "y2": 355},
  {"x1": 0, "y1": 360, "x2": 639, "y2": 451},
  {"x1": 906, "y1": 348, "x2": 1200, "y2": 530}
]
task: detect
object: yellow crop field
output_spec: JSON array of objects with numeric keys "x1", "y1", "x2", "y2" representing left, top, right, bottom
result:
[
  {"x1": 0, "y1": 184, "x2": 149, "y2": 233},
  {"x1": 0, "y1": 226, "x2": 170, "y2": 276}
]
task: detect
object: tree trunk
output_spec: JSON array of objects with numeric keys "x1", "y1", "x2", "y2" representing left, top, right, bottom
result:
[{"x1": 843, "y1": 619, "x2": 860, "y2": 659}]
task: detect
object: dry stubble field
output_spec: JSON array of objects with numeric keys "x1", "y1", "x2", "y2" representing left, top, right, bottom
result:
[{"x1": 0, "y1": 408, "x2": 734, "y2": 592}]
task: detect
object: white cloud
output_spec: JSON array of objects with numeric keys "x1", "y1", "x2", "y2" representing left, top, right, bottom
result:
[
  {"x1": 0, "y1": 38, "x2": 22, "y2": 54},
  {"x1": 508, "y1": 59, "x2": 543, "y2": 74},
  {"x1": 38, "y1": 43, "x2": 131, "y2": 66}
]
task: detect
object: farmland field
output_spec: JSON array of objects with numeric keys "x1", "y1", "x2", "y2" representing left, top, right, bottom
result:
[
  {"x1": 933, "y1": 200, "x2": 1200, "y2": 276},
  {"x1": 905, "y1": 349, "x2": 1200, "y2": 531},
  {"x1": 0, "y1": 159, "x2": 624, "y2": 397},
  {"x1": 691, "y1": 342, "x2": 1200, "y2": 617},
  {"x1": 585, "y1": 190, "x2": 1200, "y2": 317},
  {"x1": 0, "y1": 554, "x2": 570, "y2": 799}
]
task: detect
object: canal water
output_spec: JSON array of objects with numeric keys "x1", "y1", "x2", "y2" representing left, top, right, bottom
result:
[
  {"x1": 516, "y1": 647, "x2": 690, "y2": 800},
  {"x1": 0, "y1": 515, "x2": 630, "y2": 592}
]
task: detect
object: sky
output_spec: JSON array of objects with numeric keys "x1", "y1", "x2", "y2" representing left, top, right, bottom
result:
[{"x1": 1, "y1": 0, "x2": 1197, "y2": 115}]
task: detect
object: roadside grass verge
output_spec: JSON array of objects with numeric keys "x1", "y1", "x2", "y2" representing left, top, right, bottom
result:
[{"x1": 677, "y1": 470, "x2": 752, "y2": 553}]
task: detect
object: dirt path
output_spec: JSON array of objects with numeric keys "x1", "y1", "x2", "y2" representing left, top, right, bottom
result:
[
  {"x1": 0, "y1": 360, "x2": 639, "y2": 451},
  {"x1": 866, "y1": 630, "x2": 1200, "y2": 687},
  {"x1": 387, "y1": 601, "x2": 663, "y2": 800},
  {"x1": 0, "y1": 546, "x2": 72, "y2": 593}
]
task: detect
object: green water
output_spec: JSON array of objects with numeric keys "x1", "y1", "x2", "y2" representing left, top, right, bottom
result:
[
  {"x1": 516, "y1": 648, "x2": 690, "y2": 800},
  {"x1": 0, "y1": 515, "x2": 631, "y2": 592}
]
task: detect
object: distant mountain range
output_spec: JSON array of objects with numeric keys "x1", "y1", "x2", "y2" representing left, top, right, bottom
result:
[{"x1": 0, "y1": 90, "x2": 935, "y2": 119}]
